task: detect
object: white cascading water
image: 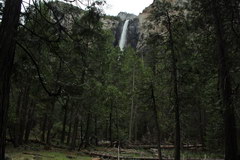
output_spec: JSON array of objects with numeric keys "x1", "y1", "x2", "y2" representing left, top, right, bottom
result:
[{"x1": 119, "y1": 20, "x2": 130, "y2": 51}]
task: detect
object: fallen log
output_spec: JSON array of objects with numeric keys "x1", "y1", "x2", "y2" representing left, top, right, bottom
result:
[
  {"x1": 84, "y1": 151, "x2": 169, "y2": 160},
  {"x1": 84, "y1": 151, "x2": 223, "y2": 160},
  {"x1": 127, "y1": 144, "x2": 203, "y2": 150},
  {"x1": 23, "y1": 152, "x2": 55, "y2": 158}
]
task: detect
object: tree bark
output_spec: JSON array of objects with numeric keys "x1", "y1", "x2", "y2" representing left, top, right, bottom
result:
[
  {"x1": 19, "y1": 85, "x2": 30, "y2": 145},
  {"x1": 46, "y1": 98, "x2": 56, "y2": 145},
  {"x1": 24, "y1": 102, "x2": 36, "y2": 143},
  {"x1": 83, "y1": 112, "x2": 91, "y2": 148},
  {"x1": 80, "y1": 120, "x2": 84, "y2": 146},
  {"x1": 105, "y1": 119, "x2": 108, "y2": 140},
  {"x1": 41, "y1": 113, "x2": 48, "y2": 142},
  {"x1": 212, "y1": 1, "x2": 238, "y2": 160},
  {"x1": 67, "y1": 108, "x2": 73, "y2": 145},
  {"x1": 14, "y1": 90, "x2": 23, "y2": 147},
  {"x1": 61, "y1": 98, "x2": 69, "y2": 143},
  {"x1": 70, "y1": 112, "x2": 79, "y2": 150},
  {"x1": 0, "y1": 0, "x2": 22, "y2": 158}
]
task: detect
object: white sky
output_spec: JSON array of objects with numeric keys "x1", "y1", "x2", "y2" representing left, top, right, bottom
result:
[
  {"x1": 104, "y1": 0, "x2": 154, "y2": 16},
  {"x1": 21, "y1": 0, "x2": 154, "y2": 16}
]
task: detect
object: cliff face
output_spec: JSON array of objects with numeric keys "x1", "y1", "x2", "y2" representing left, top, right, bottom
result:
[
  {"x1": 120, "y1": 0, "x2": 184, "y2": 52},
  {"x1": 118, "y1": 12, "x2": 137, "y2": 21},
  {"x1": 111, "y1": 0, "x2": 183, "y2": 52},
  {"x1": 113, "y1": 13, "x2": 139, "y2": 49},
  {"x1": 102, "y1": 17, "x2": 120, "y2": 38},
  {"x1": 49, "y1": 1, "x2": 159, "y2": 51},
  {"x1": 110, "y1": 2, "x2": 158, "y2": 51},
  {"x1": 127, "y1": 18, "x2": 140, "y2": 49},
  {"x1": 137, "y1": 4, "x2": 155, "y2": 52}
]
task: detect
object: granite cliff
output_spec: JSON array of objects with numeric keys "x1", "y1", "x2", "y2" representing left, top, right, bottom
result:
[
  {"x1": 107, "y1": 1, "x2": 162, "y2": 52},
  {"x1": 49, "y1": 0, "x2": 161, "y2": 52}
]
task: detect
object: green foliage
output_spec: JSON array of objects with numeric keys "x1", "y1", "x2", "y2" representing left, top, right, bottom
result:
[{"x1": 5, "y1": 0, "x2": 239, "y2": 157}]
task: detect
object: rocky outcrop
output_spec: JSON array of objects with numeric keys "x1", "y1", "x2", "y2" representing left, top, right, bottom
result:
[
  {"x1": 114, "y1": 13, "x2": 139, "y2": 49},
  {"x1": 135, "y1": 1, "x2": 165, "y2": 53},
  {"x1": 118, "y1": 12, "x2": 137, "y2": 21},
  {"x1": 137, "y1": 4, "x2": 155, "y2": 52},
  {"x1": 102, "y1": 18, "x2": 120, "y2": 31},
  {"x1": 101, "y1": 17, "x2": 120, "y2": 38},
  {"x1": 127, "y1": 18, "x2": 140, "y2": 49},
  {"x1": 48, "y1": 1, "x2": 84, "y2": 30},
  {"x1": 136, "y1": 0, "x2": 184, "y2": 52},
  {"x1": 113, "y1": 2, "x2": 160, "y2": 51}
]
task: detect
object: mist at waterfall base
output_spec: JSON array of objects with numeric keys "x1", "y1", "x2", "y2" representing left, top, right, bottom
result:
[{"x1": 119, "y1": 20, "x2": 130, "y2": 51}]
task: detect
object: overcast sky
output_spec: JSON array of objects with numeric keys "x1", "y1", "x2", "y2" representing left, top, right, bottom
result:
[
  {"x1": 103, "y1": 0, "x2": 153, "y2": 16},
  {"x1": 21, "y1": 0, "x2": 153, "y2": 16}
]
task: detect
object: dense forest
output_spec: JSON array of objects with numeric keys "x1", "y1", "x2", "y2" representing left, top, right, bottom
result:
[{"x1": 0, "y1": 0, "x2": 240, "y2": 160}]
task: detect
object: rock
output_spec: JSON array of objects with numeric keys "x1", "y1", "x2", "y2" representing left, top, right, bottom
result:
[
  {"x1": 127, "y1": 18, "x2": 140, "y2": 49},
  {"x1": 102, "y1": 18, "x2": 120, "y2": 31},
  {"x1": 117, "y1": 12, "x2": 137, "y2": 21}
]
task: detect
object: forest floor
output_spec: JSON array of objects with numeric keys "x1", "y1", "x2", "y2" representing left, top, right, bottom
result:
[
  {"x1": 5, "y1": 144, "x2": 92, "y2": 160},
  {"x1": 5, "y1": 144, "x2": 224, "y2": 160}
]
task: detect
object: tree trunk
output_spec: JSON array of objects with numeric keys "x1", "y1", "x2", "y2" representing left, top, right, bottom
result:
[
  {"x1": 0, "y1": 0, "x2": 22, "y2": 158},
  {"x1": 14, "y1": 91, "x2": 23, "y2": 147},
  {"x1": 151, "y1": 84, "x2": 162, "y2": 160},
  {"x1": 212, "y1": 1, "x2": 238, "y2": 160},
  {"x1": 134, "y1": 106, "x2": 138, "y2": 143},
  {"x1": 109, "y1": 100, "x2": 113, "y2": 147},
  {"x1": 94, "y1": 116, "x2": 98, "y2": 146},
  {"x1": 24, "y1": 102, "x2": 36, "y2": 143},
  {"x1": 83, "y1": 112, "x2": 91, "y2": 148},
  {"x1": 67, "y1": 108, "x2": 73, "y2": 145},
  {"x1": 61, "y1": 98, "x2": 69, "y2": 143},
  {"x1": 41, "y1": 113, "x2": 48, "y2": 142},
  {"x1": 129, "y1": 65, "x2": 135, "y2": 142},
  {"x1": 198, "y1": 106, "x2": 206, "y2": 148},
  {"x1": 166, "y1": 12, "x2": 180, "y2": 160},
  {"x1": 19, "y1": 85, "x2": 30, "y2": 145},
  {"x1": 46, "y1": 98, "x2": 56, "y2": 145},
  {"x1": 116, "y1": 104, "x2": 120, "y2": 144},
  {"x1": 105, "y1": 119, "x2": 108, "y2": 140},
  {"x1": 80, "y1": 120, "x2": 84, "y2": 146},
  {"x1": 70, "y1": 112, "x2": 79, "y2": 150}
]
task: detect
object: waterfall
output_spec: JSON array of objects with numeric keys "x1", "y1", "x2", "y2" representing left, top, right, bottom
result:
[{"x1": 119, "y1": 20, "x2": 130, "y2": 51}]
